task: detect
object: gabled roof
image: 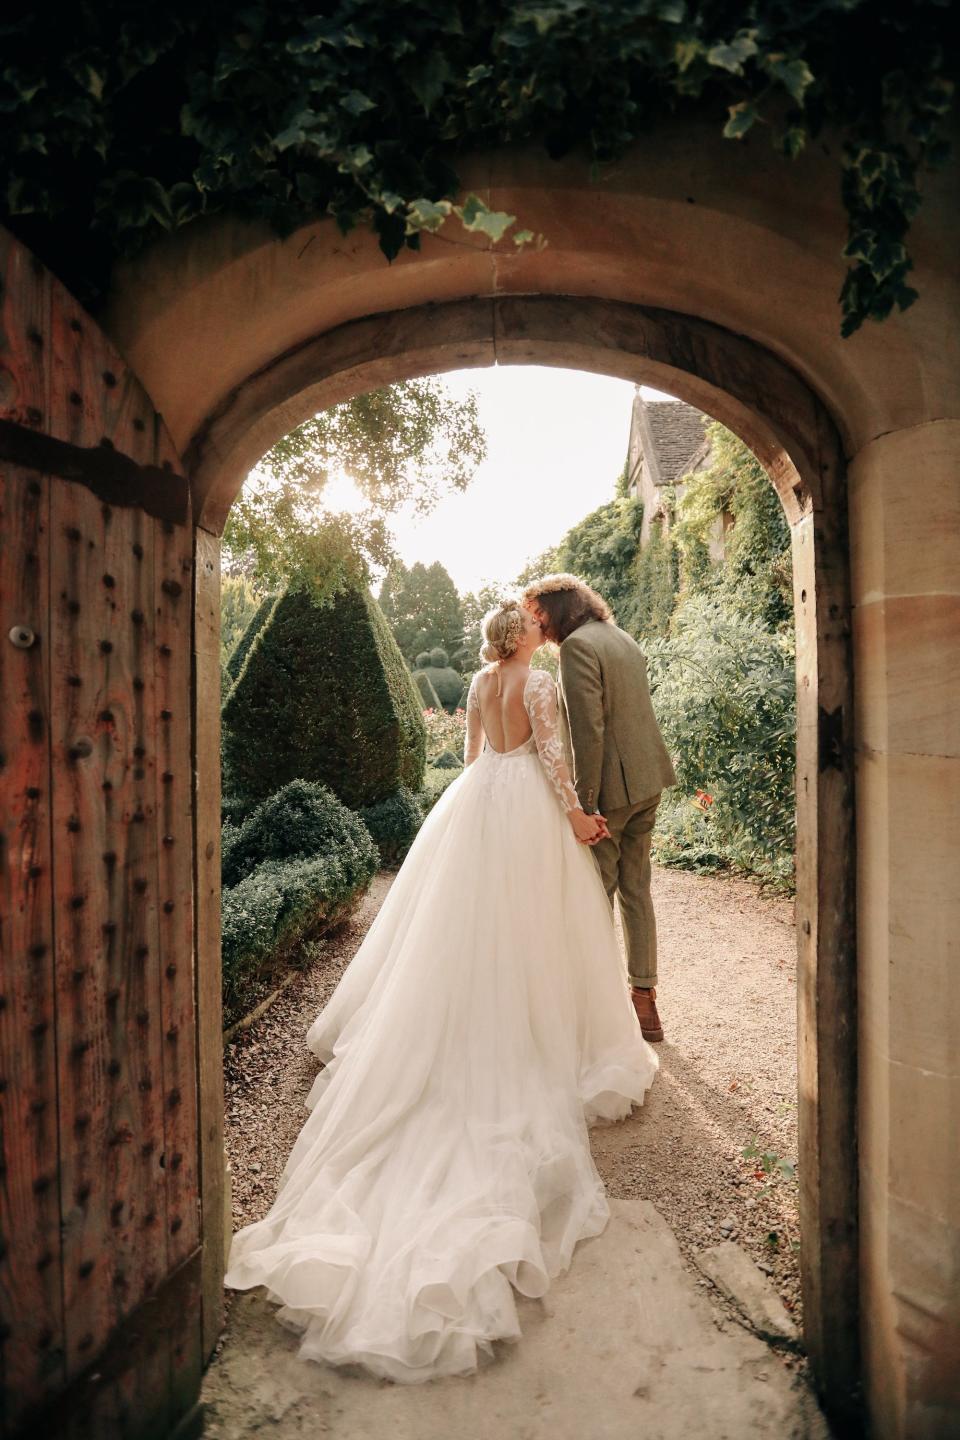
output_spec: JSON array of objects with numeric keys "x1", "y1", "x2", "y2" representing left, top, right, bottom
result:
[{"x1": 641, "y1": 400, "x2": 710, "y2": 485}]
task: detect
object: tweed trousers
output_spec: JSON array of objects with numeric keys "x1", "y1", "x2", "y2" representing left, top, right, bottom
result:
[{"x1": 591, "y1": 792, "x2": 661, "y2": 989}]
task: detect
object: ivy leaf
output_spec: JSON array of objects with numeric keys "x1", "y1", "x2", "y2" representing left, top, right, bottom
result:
[
  {"x1": 723, "y1": 101, "x2": 757, "y2": 140},
  {"x1": 513, "y1": 228, "x2": 535, "y2": 246},
  {"x1": 514, "y1": 2, "x2": 588, "y2": 36},
  {"x1": 337, "y1": 143, "x2": 374, "y2": 173},
  {"x1": 466, "y1": 64, "x2": 493, "y2": 85},
  {"x1": 169, "y1": 181, "x2": 205, "y2": 223},
  {"x1": 707, "y1": 34, "x2": 758, "y2": 74},
  {"x1": 674, "y1": 39, "x2": 704, "y2": 72},
  {"x1": 17, "y1": 131, "x2": 47, "y2": 155},
  {"x1": 405, "y1": 197, "x2": 452, "y2": 232},
  {"x1": 95, "y1": 172, "x2": 173, "y2": 230},
  {"x1": 340, "y1": 89, "x2": 376, "y2": 116},
  {"x1": 274, "y1": 121, "x2": 307, "y2": 151},
  {"x1": 83, "y1": 65, "x2": 105, "y2": 101},
  {"x1": 406, "y1": 54, "x2": 452, "y2": 116},
  {"x1": 765, "y1": 55, "x2": 814, "y2": 105},
  {"x1": 455, "y1": 194, "x2": 516, "y2": 242}
]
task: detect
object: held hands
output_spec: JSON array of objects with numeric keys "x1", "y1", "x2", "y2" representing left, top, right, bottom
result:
[{"x1": 569, "y1": 808, "x2": 610, "y2": 846}]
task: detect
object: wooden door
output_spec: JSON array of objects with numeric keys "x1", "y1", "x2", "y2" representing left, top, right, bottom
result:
[{"x1": 0, "y1": 229, "x2": 204, "y2": 1439}]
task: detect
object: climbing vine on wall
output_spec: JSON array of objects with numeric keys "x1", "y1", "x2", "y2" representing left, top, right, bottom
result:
[{"x1": 1, "y1": 1, "x2": 953, "y2": 333}]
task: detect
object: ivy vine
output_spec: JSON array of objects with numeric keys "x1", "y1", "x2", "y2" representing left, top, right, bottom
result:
[{"x1": 1, "y1": 1, "x2": 953, "y2": 335}]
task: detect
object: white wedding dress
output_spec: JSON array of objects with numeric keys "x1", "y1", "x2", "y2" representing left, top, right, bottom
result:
[{"x1": 223, "y1": 668, "x2": 659, "y2": 1382}]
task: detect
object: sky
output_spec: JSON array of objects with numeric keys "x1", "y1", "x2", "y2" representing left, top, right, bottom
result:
[{"x1": 319, "y1": 366, "x2": 679, "y2": 596}]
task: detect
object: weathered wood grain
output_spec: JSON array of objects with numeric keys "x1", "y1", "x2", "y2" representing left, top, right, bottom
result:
[
  {"x1": 153, "y1": 422, "x2": 199, "y2": 1271},
  {"x1": 1, "y1": 225, "x2": 203, "y2": 1440},
  {"x1": 47, "y1": 291, "x2": 168, "y2": 1376},
  {"x1": 0, "y1": 240, "x2": 66, "y2": 1435},
  {"x1": 192, "y1": 527, "x2": 225, "y2": 1363}
]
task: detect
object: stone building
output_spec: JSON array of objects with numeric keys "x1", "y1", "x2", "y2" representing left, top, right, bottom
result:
[{"x1": 625, "y1": 388, "x2": 730, "y2": 559}]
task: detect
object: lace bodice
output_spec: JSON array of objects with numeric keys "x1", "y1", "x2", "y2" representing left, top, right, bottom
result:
[{"x1": 464, "y1": 669, "x2": 581, "y2": 813}]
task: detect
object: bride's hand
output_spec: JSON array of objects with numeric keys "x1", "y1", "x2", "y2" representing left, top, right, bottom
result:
[{"x1": 569, "y1": 809, "x2": 606, "y2": 845}]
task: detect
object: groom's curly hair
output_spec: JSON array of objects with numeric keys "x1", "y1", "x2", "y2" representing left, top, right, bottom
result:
[{"x1": 521, "y1": 574, "x2": 613, "y2": 644}]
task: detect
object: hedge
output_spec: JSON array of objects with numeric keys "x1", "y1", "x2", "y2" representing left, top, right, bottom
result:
[
  {"x1": 417, "y1": 763, "x2": 462, "y2": 816},
  {"x1": 221, "y1": 779, "x2": 378, "y2": 1025},
  {"x1": 222, "y1": 582, "x2": 426, "y2": 808},
  {"x1": 357, "y1": 786, "x2": 423, "y2": 867}
]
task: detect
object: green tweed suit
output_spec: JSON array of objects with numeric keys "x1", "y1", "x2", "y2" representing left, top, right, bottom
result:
[{"x1": 557, "y1": 620, "x2": 677, "y2": 988}]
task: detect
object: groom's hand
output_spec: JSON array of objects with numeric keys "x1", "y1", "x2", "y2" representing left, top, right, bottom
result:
[{"x1": 570, "y1": 809, "x2": 609, "y2": 845}]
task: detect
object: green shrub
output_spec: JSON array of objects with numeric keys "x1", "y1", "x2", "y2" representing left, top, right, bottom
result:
[
  {"x1": 417, "y1": 763, "x2": 462, "y2": 815},
  {"x1": 220, "y1": 780, "x2": 378, "y2": 1025},
  {"x1": 433, "y1": 748, "x2": 462, "y2": 770},
  {"x1": 647, "y1": 594, "x2": 796, "y2": 888},
  {"x1": 222, "y1": 777, "x2": 377, "y2": 886},
  {"x1": 358, "y1": 786, "x2": 423, "y2": 866},
  {"x1": 225, "y1": 590, "x2": 277, "y2": 686},
  {"x1": 222, "y1": 582, "x2": 426, "y2": 807},
  {"x1": 221, "y1": 854, "x2": 370, "y2": 1023},
  {"x1": 412, "y1": 645, "x2": 464, "y2": 713},
  {"x1": 413, "y1": 670, "x2": 442, "y2": 709},
  {"x1": 221, "y1": 792, "x2": 254, "y2": 828}
]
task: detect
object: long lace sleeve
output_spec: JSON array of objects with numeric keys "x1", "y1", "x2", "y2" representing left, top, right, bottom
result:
[
  {"x1": 523, "y1": 670, "x2": 581, "y2": 813},
  {"x1": 464, "y1": 675, "x2": 486, "y2": 766}
]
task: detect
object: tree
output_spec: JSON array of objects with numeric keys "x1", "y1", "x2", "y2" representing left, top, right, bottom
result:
[
  {"x1": 379, "y1": 559, "x2": 465, "y2": 664},
  {"x1": 223, "y1": 378, "x2": 485, "y2": 602},
  {"x1": 220, "y1": 575, "x2": 263, "y2": 668},
  {"x1": 459, "y1": 582, "x2": 514, "y2": 670}
]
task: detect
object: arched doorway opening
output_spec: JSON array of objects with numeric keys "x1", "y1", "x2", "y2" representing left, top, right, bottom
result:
[{"x1": 187, "y1": 295, "x2": 856, "y2": 1420}]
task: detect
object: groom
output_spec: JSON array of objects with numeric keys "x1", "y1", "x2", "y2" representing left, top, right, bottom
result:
[{"x1": 522, "y1": 575, "x2": 677, "y2": 1043}]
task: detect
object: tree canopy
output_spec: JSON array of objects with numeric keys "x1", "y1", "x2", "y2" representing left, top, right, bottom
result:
[
  {"x1": 223, "y1": 377, "x2": 485, "y2": 600},
  {"x1": 2, "y1": 1, "x2": 954, "y2": 336},
  {"x1": 378, "y1": 559, "x2": 465, "y2": 664}
]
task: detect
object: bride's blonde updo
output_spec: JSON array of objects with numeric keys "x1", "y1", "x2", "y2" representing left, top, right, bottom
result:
[{"x1": 479, "y1": 599, "x2": 525, "y2": 665}]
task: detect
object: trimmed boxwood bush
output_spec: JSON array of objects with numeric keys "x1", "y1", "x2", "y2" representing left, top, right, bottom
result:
[
  {"x1": 358, "y1": 786, "x2": 423, "y2": 867},
  {"x1": 221, "y1": 780, "x2": 378, "y2": 1025},
  {"x1": 411, "y1": 646, "x2": 463, "y2": 713},
  {"x1": 222, "y1": 582, "x2": 426, "y2": 808},
  {"x1": 222, "y1": 777, "x2": 376, "y2": 885}
]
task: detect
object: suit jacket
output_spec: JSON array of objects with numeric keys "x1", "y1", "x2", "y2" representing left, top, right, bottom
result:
[{"x1": 557, "y1": 620, "x2": 677, "y2": 814}]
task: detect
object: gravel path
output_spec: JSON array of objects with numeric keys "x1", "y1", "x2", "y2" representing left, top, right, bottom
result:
[{"x1": 221, "y1": 864, "x2": 802, "y2": 1362}]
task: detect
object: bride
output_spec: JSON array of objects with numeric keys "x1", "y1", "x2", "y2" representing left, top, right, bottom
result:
[{"x1": 223, "y1": 598, "x2": 659, "y2": 1382}]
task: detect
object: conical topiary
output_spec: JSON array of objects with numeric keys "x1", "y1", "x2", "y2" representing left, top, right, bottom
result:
[
  {"x1": 226, "y1": 590, "x2": 277, "y2": 686},
  {"x1": 222, "y1": 583, "x2": 426, "y2": 808},
  {"x1": 413, "y1": 670, "x2": 442, "y2": 709}
]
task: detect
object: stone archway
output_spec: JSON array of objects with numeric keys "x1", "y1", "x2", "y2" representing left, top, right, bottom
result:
[
  {"x1": 181, "y1": 293, "x2": 857, "y2": 1421},
  {"x1": 38, "y1": 124, "x2": 956, "y2": 1438}
]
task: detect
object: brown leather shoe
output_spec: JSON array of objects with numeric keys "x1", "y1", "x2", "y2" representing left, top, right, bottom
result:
[{"x1": 630, "y1": 986, "x2": 664, "y2": 1043}]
